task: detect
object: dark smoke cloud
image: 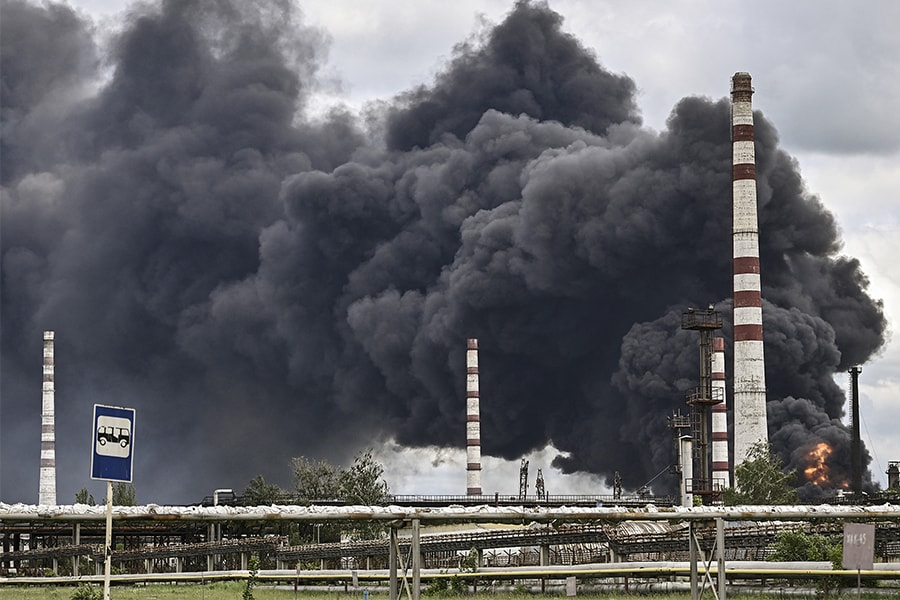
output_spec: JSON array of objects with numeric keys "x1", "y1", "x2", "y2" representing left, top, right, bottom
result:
[
  {"x1": 1, "y1": 0, "x2": 886, "y2": 503},
  {"x1": 384, "y1": 1, "x2": 639, "y2": 151},
  {"x1": 0, "y1": 0, "x2": 98, "y2": 184}
]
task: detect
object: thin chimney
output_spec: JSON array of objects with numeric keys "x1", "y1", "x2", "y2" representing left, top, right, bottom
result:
[
  {"x1": 466, "y1": 338, "x2": 482, "y2": 496},
  {"x1": 711, "y1": 336, "x2": 731, "y2": 490},
  {"x1": 849, "y1": 366, "x2": 862, "y2": 495},
  {"x1": 731, "y1": 72, "x2": 769, "y2": 480},
  {"x1": 39, "y1": 330, "x2": 56, "y2": 505}
]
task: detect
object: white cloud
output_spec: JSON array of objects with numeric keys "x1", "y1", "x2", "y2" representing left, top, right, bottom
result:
[
  {"x1": 372, "y1": 441, "x2": 611, "y2": 496},
  {"x1": 801, "y1": 152, "x2": 899, "y2": 488}
]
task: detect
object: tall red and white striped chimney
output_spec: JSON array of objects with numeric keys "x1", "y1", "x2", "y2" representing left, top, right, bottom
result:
[
  {"x1": 711, "y1": 336, "x2": 730, "y2": 490},
  {"x1": 39, "y1": 330, "x2": 57, "y2": 505},
  {"x1": 731, "y1": 72, "x2": 768, "y2": 479},
  {"x1": 466, "y1": 338, "x2": 482, "y2": 496}
]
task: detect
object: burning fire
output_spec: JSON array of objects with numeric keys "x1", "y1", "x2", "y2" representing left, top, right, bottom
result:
[{"x1": 804, "y1": 442, "x2": 833, "y2": 485}]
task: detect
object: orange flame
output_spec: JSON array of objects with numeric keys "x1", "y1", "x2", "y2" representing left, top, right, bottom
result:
[{"x1": 803, "y1": 442, "x2": 832, "y2": 485}]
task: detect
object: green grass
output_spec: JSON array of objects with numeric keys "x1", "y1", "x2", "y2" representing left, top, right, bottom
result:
[
  {"x1": 0, "y1": 586, "x2": 896, "y2": 600},
  {"x1": 0, "y1": 581, "x2": 293, "y2": 599}
]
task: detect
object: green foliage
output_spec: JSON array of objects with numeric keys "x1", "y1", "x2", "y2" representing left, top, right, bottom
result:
[
  {"x1": 74, "y1": 488, "x2": 95, "y2": 505},
  {"x1": 292, "y1": 449, "x2": 391, "y2": 505},
  {"x1": 769, "y1": 530, "x2": 842, "y2": 568},
  {"x1": 340, "y1": 450, "x2": 390, "y2": 540},
  {"x1": 235, "y1": 475, "x2": 298, "y2": 543},
  {"x1": 424, "y1": 576, "x2": 451, "y2": 595},
  {"x1": 291, "y1": 449, "x2": 391, "y2": 541},
  {"x1": 424, "y1": 573, "x2": 468, "y2": 596},
  {"x1": 113, "y1": 482, "x2": 137, "y2": 505},
  {"x1": 291, "y1": 456, "x2": 342, "y2": 542},
  {"x1": 242, "y1": 475, "x2": 289, "y2": 506},
  {"x1": 100, "y1": 482, "x2": 137, "y2": 506},
  {"x1": 69, "y1": 583, "x2": 102, "y2": 600},
  {"x1": 450, "y1": 575, "x2": 468, "y2": 594},
  {"x1": 460, "y1": 547, "x2": 479, "y2": 573},
  {"x1": 340, "y1": 449, "x2": 390, "y2": 505},
  {"x1": 292, "y1": 456, "x2": 342, "y2": 502},
  {"x1": 769, "y1": 529, "x2": 842, "y2": 594},
  {"x1": 242, "y1": 555, "x2": 259, "y2": 600},
  {"x1": 724, "y1": 441, "x2": 799, "y2": 505},
  {"x1": 881, "y1": 486, "x2": 900, "y2": 503},
  {"x1": 424, "y1": 548, "x2": 479, "y2": 596}
]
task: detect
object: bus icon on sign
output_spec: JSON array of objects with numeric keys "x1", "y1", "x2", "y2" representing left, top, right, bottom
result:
[
  {"x1": 96, "y1": 416, "x2": 131, "y2": 458},
  {"x1": 98, "y1": 425, "x2": 130, "y2": 448}
]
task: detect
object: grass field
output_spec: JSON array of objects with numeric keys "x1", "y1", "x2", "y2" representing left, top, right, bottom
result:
[
  {"x1": 3, "y1": 582, "x2": 301, "y2": 599},
  {"x1": 0, "y1": 585, "x2": 896, "y2": 600}
]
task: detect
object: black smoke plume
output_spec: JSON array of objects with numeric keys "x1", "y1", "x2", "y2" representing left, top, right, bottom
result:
[{"x1": 1, "y1": 0, "x2": 885, "y2": 503}]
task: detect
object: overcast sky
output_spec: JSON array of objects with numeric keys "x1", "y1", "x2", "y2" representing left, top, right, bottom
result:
[{"x1": 2, "y1": 0, "x2": 897, "y2": 502}]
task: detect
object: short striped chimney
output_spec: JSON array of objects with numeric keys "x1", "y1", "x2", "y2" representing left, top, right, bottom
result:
[
  {"x1": 710, "y1": 336, "x2": 730, "y2": 490},
  {"x1": 679, "y1": 435, "x2": 693, "y2": 508},
  {"x1": 39, "y1": 330, "x2": 57, "y2": 506},
  {"x1": 731, "y1": 72, "x2": 768, "y2": 478},
  {"x1": 466, "y1": 338, "x2": 482, "y2": 496}
]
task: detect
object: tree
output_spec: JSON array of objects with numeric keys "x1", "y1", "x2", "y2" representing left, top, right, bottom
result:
[
  {"x1": 292, "y1": 456, "x2": 343, "y2": 544},
  {"x1": 237, "y1": 475, "x2": 297, "y2": 543},
  {"x1": 242, "y1": 475, "x2": 289, "y2": 506},
  {"x1": 113, "y1": 482, "x2": 136, "y2": 505},
  {"x1": 292, "y1": 456, "x2": 342, "y2": 502},
  {"x1": 769, "y1": 530, "x2": 842, "y2": 593},
  {"x1": 291, "y1": 450, "x2": 391, "y2": 541},
  {"x1": 292, "y1": 451, "x2": 390, "y2": 505},
  {"x1": 101, "y1": 482, "x2": 136, "y2": 506},
  {"x1": 340, "y1": 449, "x2": 390, "y2": 505},
  {"x1": 340, "y1": 450, "x2": 390, "y2": 540},
  {"x1": 74, "y1": 488, "x2": 95, "y2": 506},
  {"x1": 242, "y1": 555, "x2": 260, "y2": 600},
  {"x1": 725, "y1": 441, "x2": 798, "y2": 505},
  {"x1": 769, "y1": 530, "x2": 842, "y2": 567}
]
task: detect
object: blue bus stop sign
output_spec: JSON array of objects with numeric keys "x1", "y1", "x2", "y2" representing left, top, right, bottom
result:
[{"x1": 91, "y1": 404, "x2": 135, "y2": 482}]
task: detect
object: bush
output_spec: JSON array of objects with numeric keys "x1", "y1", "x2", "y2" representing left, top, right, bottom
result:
[
  {"x1": 424, "y1": 576, "x2": 450, "y2": 595},
  {"x1": 769, "y1": 530, "x2": 842, "y2": 596},
  {"x1": 70, "y1": 583, "x2": 102, "y2": 600},
  {"x1": 242, "y1": 555, "x2": 260, "y2": 600},
  {"x1": 424, "y1": 574, "x2": 468, "y2": 596},
  {"x1": 769, "y1": 530, "x2": 842, "y2": 567}
]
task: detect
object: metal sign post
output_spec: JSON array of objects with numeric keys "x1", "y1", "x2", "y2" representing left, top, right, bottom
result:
[
  {"x1": 103, "y1": 479, "x2": 112, "y2": 600},
  {"x1": 842, "y1": 522, "x2": 875, "y2": 600},
  {"x1": 91, "y1": 404, "x2": 136, "y2": 600}
]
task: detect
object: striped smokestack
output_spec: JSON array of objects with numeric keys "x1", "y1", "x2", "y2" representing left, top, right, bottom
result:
[
  {"x1": 466, "y1": 338, "x2": 482, "y2": 496},
  {"x1": 39, "y1": 330, "x2": 56, "y2": 505},
  {"x1": 731, "y1": 72, "x2": 768, "y2": 479},
  {"x1": 711, "y1": 336, "x2": 730, "y2": 490},
  {"x1": 679, "y1": 436, "x2": 693, "y2": 508}
]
